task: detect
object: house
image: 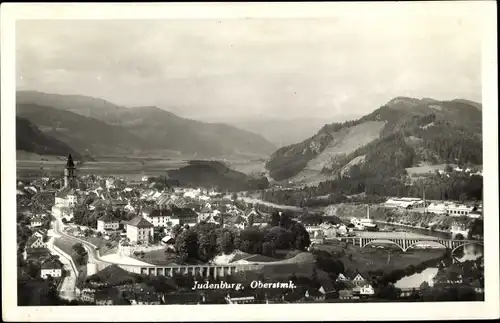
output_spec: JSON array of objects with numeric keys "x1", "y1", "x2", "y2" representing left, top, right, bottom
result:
[
  {"x1": 351, "y1": 274, "x2": 367, "y2": 286},
  {"x1": 198, "y1": 205, "x2": 213, "y2": 222},
  {"x1": 130, "y1": 291, "x2": 161, "y2": 305},
  {"x1": 94, "y1": 288, "x2": 117, "y2": 305},
  {"x1": 126, "y1": 216, "x2": 154, "y2": 244},
  {"x1": 304, "y1": 288, "x2": 325, "y2": 301},
  {"x1": 336, "y1": 273, "x2": 349, "y2": 282},
  {"x1": 124, "y1": 203, "x2": 135, "y2": 213},
  {"x1": 156, "y1": 192, "x2": 173, "y2": 210},
  {"x1": 26, "y1": 234, "x2": 47, "y2": 249},
  {"x1": 97, "y1": 213, "x2": 120, "y2": 233},
  {"x1": 143, "y1": 209, "x2": 180, "y2": 228},
  {"x1": 225, "y1": 292, "x2": 256, "y2": 304},
  {"x1": 55, "y1": 188, "x2": 77, "y2": 208},
  {"x1": 359, "y1": 284, "x2": 375, "y2": 297},
  {"x1": 338, "y1": 289, "x2": 354, "y2": 300},
  {"x1": 447, "y1": 204, "x2": 474, "y2": 217},
  {"x1": 40, "y1": 260, "x2": 63, "y2": 279},
  {"x1": 79, "y1": 288, "x2": 96, "y2": 303},
  {"x1": 30, "y1": 216, "x2": 44, "y2": 228},
  {"x1": 244, "y1": 207, "x2": 262, "y2": 220},
  {"x1": 318, "y1": 279, "x2": 337, "y2": 298},
  {"x1": 172, "y1": 207, "x2": 198, "y2": 227},
  {"x1": 231, "y1": 215, "x2": 247, "y2": 230}
]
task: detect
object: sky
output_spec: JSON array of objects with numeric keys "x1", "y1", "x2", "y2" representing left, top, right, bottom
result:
[{"x1": 16, "y1": 13, "x2": 483, "y2": 120}]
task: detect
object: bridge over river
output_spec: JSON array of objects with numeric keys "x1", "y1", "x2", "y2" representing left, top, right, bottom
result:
[{"x1": 338, "y1": 232, "x2": 483, "y2": 253}]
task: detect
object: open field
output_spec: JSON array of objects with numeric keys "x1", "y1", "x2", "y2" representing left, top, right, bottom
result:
[
  {"x1": 17, "y1": 157, "x2": 189, "y2": 181},
  {"x1": 128, "y1": 249, "x2": 178, "y2": 266},
  {"x1": 17, "y1": 153, "x2": 270, "y2": 181},
  {"x1": 228, "y1": 160, "x2": 267, "y2": 175}
]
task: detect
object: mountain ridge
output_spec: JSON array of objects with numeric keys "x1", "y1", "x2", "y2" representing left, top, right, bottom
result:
[
  {"x1": 16, "y1": 116, "x2": 82, "y2": 158},
  {"x1": 16, "y1": 91, "x2": 277, "y2": 159},
  {"x1": 266, "y1": 97, "x2": 482, "y2": 183}
]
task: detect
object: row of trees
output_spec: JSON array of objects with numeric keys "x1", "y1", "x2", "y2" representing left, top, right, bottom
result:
[
  {"x1": 172, "y1": 212, "x2": 311, "y2": 263},
  {"x1": 261, "y1": 171, "x2": 483, "y2": 208}
]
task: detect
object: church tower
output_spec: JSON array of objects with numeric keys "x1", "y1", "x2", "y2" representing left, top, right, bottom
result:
[{"x1": 64, "y1": 154, "x2": 76, "y2": 189}]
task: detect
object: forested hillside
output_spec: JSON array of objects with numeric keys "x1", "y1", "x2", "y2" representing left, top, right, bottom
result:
[
  {"x1": 16, "y1": 117, "x2": 81, "y2": 158},
  {"x1": 16, "y1": 91, "x2": 276, "y2": 159},
  {"x1": 266, "y1": 97, "x2": 482, "y2": 182},
  {"x1": 167, "y1": 160, "x2": 270, "y2": 192}
]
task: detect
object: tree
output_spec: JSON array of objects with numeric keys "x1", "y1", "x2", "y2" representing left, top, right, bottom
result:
[
  {"x1": 270, "y1": 211, "x2": 280, "y2": 227},
  {"x1": 216, "y1": 230, "x2": 235, "y2": 255},
  {"x1": 175, "y1": 229, "x2": 199, "y2": 263},
  {"x1": 262, "y1": 241, "x2": 275, "y2": 257},
  {"x1": 172, "y1": 224, "x2": 183, "y2": 238},
  {"x1": 279, "y1": 212, "x2": 292, "y2": 229},
  {"x1": 419, "y1": 281, "x2": 430, "y2": 290},
  {"x1": 247, "y1": 215, "x2": 254, "y2": 227}
]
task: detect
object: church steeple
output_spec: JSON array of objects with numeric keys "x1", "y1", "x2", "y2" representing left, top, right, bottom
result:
[
  {"x1": 64, "y1": 153, "x2": 76, "y2": 189},
  {"x1": 66, "y1": 154, "x2": 75, "y2": 169}
]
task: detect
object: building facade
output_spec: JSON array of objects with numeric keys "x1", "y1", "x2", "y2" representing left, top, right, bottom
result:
[{"x1": 126, "y1": 216, "x2": 154, "y2": 243}]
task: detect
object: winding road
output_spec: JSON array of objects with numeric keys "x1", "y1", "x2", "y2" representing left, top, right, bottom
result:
[{"x1": 52, "y1": 215, "x2": 106, "y2": 265}]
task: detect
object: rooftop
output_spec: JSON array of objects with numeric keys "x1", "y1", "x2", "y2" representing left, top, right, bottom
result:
[
  {"x1": 127, "y1": 216, "x2": 154, "y2": 228},
  {"x1": 41, "y1": 259, "x2": 63, "y2": 269}
]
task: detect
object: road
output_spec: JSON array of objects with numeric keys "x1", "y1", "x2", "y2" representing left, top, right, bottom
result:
[
  {"x1": 52, "y1": 214, "x2": 107, "y2": 266},
  {"x1": 48, "y1": 239, "x2": 77, "y2": 301}
]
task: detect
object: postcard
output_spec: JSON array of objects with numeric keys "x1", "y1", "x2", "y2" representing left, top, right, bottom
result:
[{"x1": 1, "y1": 2, "x2": 498, "y2": 321}]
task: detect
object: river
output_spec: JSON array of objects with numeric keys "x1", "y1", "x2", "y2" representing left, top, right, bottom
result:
[{"x1": 394, "y1": 244, "x2": 483, "y2": 289}]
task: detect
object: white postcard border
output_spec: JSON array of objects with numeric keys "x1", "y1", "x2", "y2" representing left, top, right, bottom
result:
[{"x1": 1, "y1": 2, "x2": 498, "y2": 321}]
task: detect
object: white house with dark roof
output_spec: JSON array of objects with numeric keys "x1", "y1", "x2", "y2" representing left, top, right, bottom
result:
[
  {"x1": 97, "y1": 213, "x2": 120, "y2": 233},
  {"x1": 41, "y1": 260, "x2": 63, "y2": 279},
  {"x1": 336, "y1": 273, "x2": 348, "y2": 282},
  {"x1": 30, "y1": 216, "x2": 44, "y2": 228},
  {"x1": 351, "y1": 274, "x2": 367, "y2": 286},
  {"x1": 359, "y1": 284, "x2": 375, "y2": 297},
  {"x1": 26, "y1": 234, "x2": 47, "y2": 249},
  {"x1": 143, "y1": 209, "x2": 180, "y2": 228},
  {"x1": 126, "y1": 216, "x2": 154, "y2": 243}
]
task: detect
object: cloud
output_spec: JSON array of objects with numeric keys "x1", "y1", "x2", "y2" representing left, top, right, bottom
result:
[{"x1": 16, "y1": 15, "x2": 482, "y2": 120}]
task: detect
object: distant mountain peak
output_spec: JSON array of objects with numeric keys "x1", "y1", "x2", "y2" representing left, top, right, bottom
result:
[{"x1": 386, "y1": 96, "x2": 423, "y2": 107}]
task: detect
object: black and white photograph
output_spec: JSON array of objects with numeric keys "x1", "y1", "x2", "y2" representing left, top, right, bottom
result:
[{"x1": 1, "y1": 2, "x2": 498, "y2": 321}]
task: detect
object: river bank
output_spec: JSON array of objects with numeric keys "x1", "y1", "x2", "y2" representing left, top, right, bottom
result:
[
  {"x1": 374, "y1": 220, "x2": 451, "y2": 236},
  {"x1": 324, "y1": 203, "x2": 479, "y2": 235}
]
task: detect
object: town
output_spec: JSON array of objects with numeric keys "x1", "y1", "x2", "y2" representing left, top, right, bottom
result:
[{"x1": 16, "y1": 154, "x2": 485, "y2": 305}]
